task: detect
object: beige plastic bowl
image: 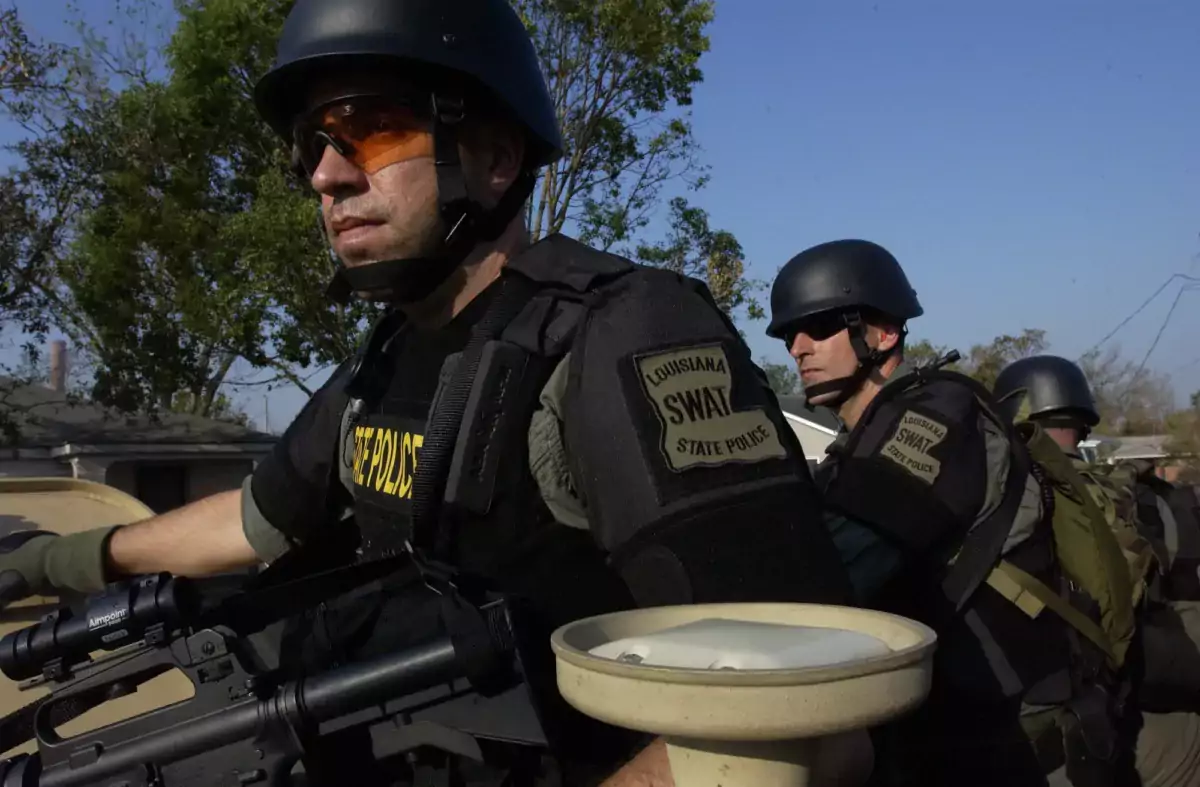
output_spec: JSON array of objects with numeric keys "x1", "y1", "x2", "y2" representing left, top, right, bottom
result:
[{"x1": 551, "y1": 602, "x2": 937, "y2": 787}]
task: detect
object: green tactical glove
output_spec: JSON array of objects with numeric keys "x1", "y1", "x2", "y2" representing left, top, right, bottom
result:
[{"x1": 0, "y1": 527, "x2": 119, "y2": 606}]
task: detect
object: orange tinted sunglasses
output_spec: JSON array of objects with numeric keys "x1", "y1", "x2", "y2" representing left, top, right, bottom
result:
[{"x1": 292, "y1": 95, "x2": 435, "y2": 176}]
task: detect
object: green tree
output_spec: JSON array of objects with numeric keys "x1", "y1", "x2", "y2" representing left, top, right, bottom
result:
[
  {"x1": 170, "y1": 389, "x2": 253, "y2": 427},
  {"x1": 1, "y1": 0, "x2": 755, "y2": 421},
  {"x1": 904, "y1": 338, "x2": 960, "y2": 371},
  {"x1": 514, "y1": 0, "x2": 760, "y2": 317},
  {"x1": 759, "y1": 357, "x2": 799, "y2": 396},
  {"x1": 960, "y1": 329, "x2": 1048, "y2": 390},
  {"x1": 1079, "y1": 346, "x2": 1175, "y2": 435},
  {"x1": 635, "y1": 198, "x2": 764, "y2": 321},
  {"x1": 0, "y1": 0, "x2": 371, "y2": 417},
  {"x1": 0, "y1": 6, "x2": 93, "y2": 338}
]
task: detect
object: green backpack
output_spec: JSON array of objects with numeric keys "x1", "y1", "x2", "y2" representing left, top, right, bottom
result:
[
  {"x1": 1074, "y1": 459, "x2": 1158, "y2": 608},
  {"x1": 983, "y1": 422, "x2": 1137, "y2": 670}
]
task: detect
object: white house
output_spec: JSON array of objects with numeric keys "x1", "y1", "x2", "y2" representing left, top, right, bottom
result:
[
  {"x1": 1, "y1": 368, "x2": 276, "y2": 514},
  {"x1": 776, "y1": 394, "x2": 841, "y2": 463}
]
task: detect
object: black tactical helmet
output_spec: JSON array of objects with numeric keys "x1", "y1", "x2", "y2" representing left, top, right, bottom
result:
[
  {"x1": 993, "y1": 355, "x2": 1100, "y2": 428},
  {"x1": 253, "y1": 0, "x2": 563, "y2": 304},
  {"x1": 254, "y1": 0, "x2": 563, "y2": 167},
  {"x1": 765, "y1": 239, "x2": 923, "y2": 340}
]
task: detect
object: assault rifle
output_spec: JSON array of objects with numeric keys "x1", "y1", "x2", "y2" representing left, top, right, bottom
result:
[{"x1": 0, "y1": 556, "x2": 599, "y2": 786}]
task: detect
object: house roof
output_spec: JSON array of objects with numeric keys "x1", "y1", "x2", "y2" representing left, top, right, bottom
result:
[
  {"x1": 1, "y1": 377, "x2": 275, "y2": 448},
  {"x1": 1082, "y1": 434, "x2": 1173, "y2": 462},
  {"x1": 777, "y1": 395, "x2": 843, "y2": 434}
]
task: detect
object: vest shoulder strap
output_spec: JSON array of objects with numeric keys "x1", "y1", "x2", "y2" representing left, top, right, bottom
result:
[
  {"x1": 987, "y1": 559, "x2": 1117, "y2": 662},
  {"x1": 861, "y1": 368, "x2": 1034, "y2": 615},
  {"x1": 504, "y1": 233, "x2": 636, "y2": 294},
  {"x1": 413, "y1": 237, "x2": 640, "y2": 577}
]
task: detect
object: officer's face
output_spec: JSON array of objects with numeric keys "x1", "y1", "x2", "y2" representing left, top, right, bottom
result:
[
  {"x1": 297, "y1": 72, "x2": 528, "y2": 279},
  {"x1": 299, "y1": 73, "x2": 443, "y2": 269},
  {"x1": 786, "y1": 313, "x2": 898, "y2": 406},
  {"x1": 786, "y1": 314, "x2": 857, "y2": 405}
]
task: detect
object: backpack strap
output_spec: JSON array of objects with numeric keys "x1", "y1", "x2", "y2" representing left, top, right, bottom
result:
[
  {"x1": 862, "y1": 367, "x2": 1033, "y2": 614},
  {"x1": 942, "y1": 425, "x2": 1030, "y2": 613},
  {"x1": 1012, "y1": 424, "x2": 1136, "y2": 669},
  {"x1": 986, "y1": 560, "x2": 1116, "y2": 662}
]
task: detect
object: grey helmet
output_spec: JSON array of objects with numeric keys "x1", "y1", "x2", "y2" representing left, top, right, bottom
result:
[
  {"x1": 766, "y1": 239, "x2": 923, "y2": 339},
  {"x1": 766, "y1": 239, "x2": 922, "y2": 406},
  {"x1": 993, "y1": 355, "x2": 1100, "y2": 428}
]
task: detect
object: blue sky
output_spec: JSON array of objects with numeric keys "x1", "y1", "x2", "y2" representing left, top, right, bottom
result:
[{"x1": 3, "y1": 0, "x2": 1198, "y2": 432}]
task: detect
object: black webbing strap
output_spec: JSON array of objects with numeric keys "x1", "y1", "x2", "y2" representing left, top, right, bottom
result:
[
  {"x1": 408, "y1": 272, "x2": 541, "y2": 577},
  {"x1": 942, "y1": 435, "x2": 1031, "y2": 613}
]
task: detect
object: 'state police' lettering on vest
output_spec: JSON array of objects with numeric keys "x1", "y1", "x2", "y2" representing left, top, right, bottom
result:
[
  {"x1": 878, "y1": 410, "x2": 948, "y2": 485},
  {"x1": 352, "y1": 424, "x2": 423, "y2": 498},
  {"x1": 636, "y1": 343, "x2": 787, "y2": 472}
]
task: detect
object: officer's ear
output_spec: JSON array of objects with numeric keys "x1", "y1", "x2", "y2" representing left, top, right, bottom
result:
[
  {"x1": 459, "y1": 114, "x2": 526, "y2": 209},
  {"x1": 869, "y1": 320, "x2": 902, "y2": 354}
]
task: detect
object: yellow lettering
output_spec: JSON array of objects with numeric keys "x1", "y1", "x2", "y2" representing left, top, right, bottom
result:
[
  {"x1": 397, "y1": 433, "x2": 423, "y2": 499},
  {"x1": 361, "y1": 427, "x2": 376, "y2": 485},
  {"x1": 353, "y1": 426, "x2": 367, "y2": 484},
  {"x1": 382, "y1": 429, "x2": 398, "y2": 495},
  {"x1": 365, "y1": 428, "x2": 382, "y2": 488},
  {"x1": 347, "y1": 424, "x2": 426, "y2": 497},
  {"x1": 375, "y1": 429, "x2": 393, "y2": 492},
  {"x1": 398, "y1": 432, "x2": 413, "y2": 499}
]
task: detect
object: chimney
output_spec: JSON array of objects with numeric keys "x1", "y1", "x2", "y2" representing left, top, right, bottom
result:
[{"x1": 48, "y1": 340, "x2": 68, "y2": 394}]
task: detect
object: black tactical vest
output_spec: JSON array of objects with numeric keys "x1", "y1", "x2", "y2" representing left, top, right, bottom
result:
[
  {"x1": 817, "y1": 371, "x2": 1072, "y2": 706},
  {"x1": 347, "y1": 284, "x2": 497, "y2": 564},
  {"x1": 286, "y1": 236, "x2": 650, "y2": 785},
  {"x1": 816, "y1": 371, "x2": 1100, "y2": 786}
]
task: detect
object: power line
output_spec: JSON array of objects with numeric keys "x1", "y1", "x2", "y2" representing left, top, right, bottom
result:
[
  {"x1": 1178, "y1": 355, "x2": 1200, "y2": 372},
  {"x1": 1134, "y1": 284, "x2": 1200, "y2": 377},
  {"x1": 1084, "y1": 273, "x2": 1200, "y2": 357}
]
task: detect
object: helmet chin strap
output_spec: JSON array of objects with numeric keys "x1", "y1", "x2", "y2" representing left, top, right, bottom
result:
[
  {"x1": 801, "y1": 311, "x2": 895, "y2": 409},
  {"x1": 325, "y1": 93, "x2": 536, "y2": 306}
]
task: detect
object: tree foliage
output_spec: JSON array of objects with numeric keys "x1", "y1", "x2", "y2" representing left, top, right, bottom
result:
[
  {"x1": 0, "y1": 5, "x2": 92, "y2": 337},
  {"x1": 961, "y1": 329, "x2": 1049, "y2": 391},
  {"x1": 513, "y1": 0, "x2": 761, "y2": 316},
  {"x1": 1, "y1": 0, "x2": 755, "y2": 425},
  {"x1": 635, "y1": 198, "x2": 763, "y2": 321},
  {"x1": 1078, "y1": 347, "x2": 1175, "y2": 435},
  {"x1": 904, "y1": 330, "x2": 1178, "y2": 438},
  {"x1": 0, "y1": 0, "x2": 370, "y2": 419},
  {"x1": 1165, "y1": 395, "x2": 1200, "y2": 479},
  {"x1": 903, "y1": 330, "x2": 1047, "y2": 390},
  {"x1": 759, "y1": 357, "x2": 799, "y2": 396},
  {"x1": 904, "y1": 338, "x2": 959, "y2": 371}
]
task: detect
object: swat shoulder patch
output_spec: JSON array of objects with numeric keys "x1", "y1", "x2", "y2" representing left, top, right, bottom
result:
[
  {"x1": 635, "y1": 342, "x2": 787, "y2": 472},
  {"x1": 878, "y1": 409, "x2": 949, "y2": 484}
]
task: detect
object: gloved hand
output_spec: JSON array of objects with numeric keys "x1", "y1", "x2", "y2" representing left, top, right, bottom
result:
[{"x1": 0, "y1": 527, "x2": 119, "y2": 606}]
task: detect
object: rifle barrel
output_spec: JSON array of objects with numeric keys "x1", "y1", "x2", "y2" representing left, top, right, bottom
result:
[
  {"x1": 32, "y1": 637, "x2": 460, "y2": 787},
  {"x1": 302, "y1": 638, "x2": 459, "y2": 719}
]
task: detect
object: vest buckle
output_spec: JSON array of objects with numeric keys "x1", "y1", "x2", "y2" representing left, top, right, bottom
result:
[{"x1": 404, "y1": 539, "x2": 460, "y2": 597}]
